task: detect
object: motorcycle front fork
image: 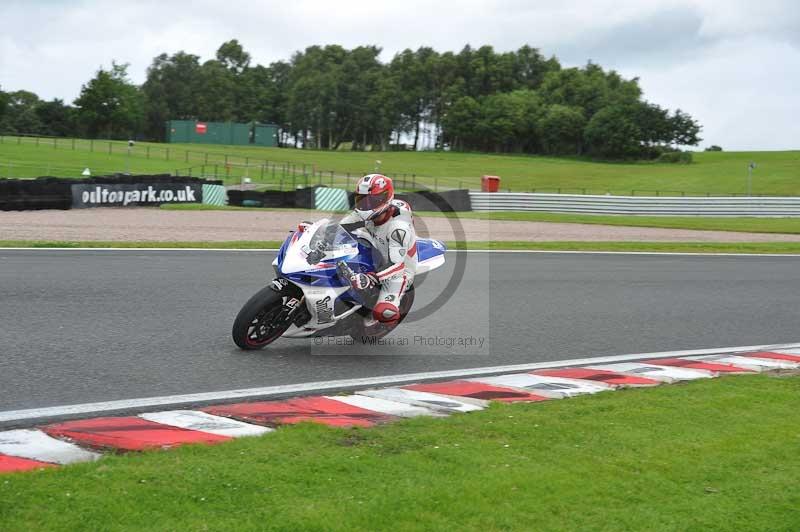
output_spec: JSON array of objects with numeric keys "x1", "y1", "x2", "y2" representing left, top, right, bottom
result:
[{"x1": 271, "y1": 277, "x2": 310, "y2": 327}]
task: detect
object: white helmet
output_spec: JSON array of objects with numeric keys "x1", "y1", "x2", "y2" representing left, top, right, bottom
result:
[{"x1": 353, "y1": 174, "x2": 394, "y2": 221}]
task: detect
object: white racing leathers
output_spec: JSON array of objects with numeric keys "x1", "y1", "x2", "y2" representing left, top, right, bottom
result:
[{"x1": 340, "y1": 199, "x2": 418, "y2": 322}]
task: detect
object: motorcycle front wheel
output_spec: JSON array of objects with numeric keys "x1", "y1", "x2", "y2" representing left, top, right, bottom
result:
[{"x1": 232, "y1": 287, "x2": 293, "y2": 350}]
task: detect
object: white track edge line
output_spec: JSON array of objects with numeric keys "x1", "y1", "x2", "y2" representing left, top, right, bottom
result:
[
  {"x1": 3, "y1": 247, "x2": 800, "y2": 257},
  {"x1": 2, "y1": 341, "x2": 798, "y2": 424}
]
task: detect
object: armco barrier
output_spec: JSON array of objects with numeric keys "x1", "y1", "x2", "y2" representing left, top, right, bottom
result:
[{"x1": 469, "y1": 192, "x2": 800, "y2": 216}]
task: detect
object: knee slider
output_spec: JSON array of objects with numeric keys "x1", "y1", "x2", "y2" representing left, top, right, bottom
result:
[{"x1": 373, "y1": 302, "x2": 400, "y2": 323}]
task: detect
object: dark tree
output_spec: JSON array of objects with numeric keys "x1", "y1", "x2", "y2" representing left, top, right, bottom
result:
[
  {"x1": 216, "y1": 39, "x2": 251, "y2": 74},
  {"x1": 35, "y1": 99, "x2": 76, "y2": 136},
  {"x1": 584, "y1": 105, "x2": 643, "y2": 158},
  {"x1": 8, "y1": 42, "x2": 703, "y2": 159},
  {"x1": 142, "y1": 51, "x2": 203, "y2": 139},
  {"x1": 74, "y1": 62, "x2": 144, "y2": 139}
]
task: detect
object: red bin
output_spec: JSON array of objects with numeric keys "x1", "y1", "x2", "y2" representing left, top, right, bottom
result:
[{"x1": 481, "y1": 175, "x2": 500, "y2": 192}]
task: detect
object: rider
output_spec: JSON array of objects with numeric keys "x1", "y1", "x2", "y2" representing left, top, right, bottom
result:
[{"x1": 339, "y1": 174, "x2": 417, "y2": 326}]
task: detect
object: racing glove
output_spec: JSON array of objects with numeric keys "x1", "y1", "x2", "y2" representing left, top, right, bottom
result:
[{"x1": 350, "y1": 272, "x2": 379, "y2": 291}]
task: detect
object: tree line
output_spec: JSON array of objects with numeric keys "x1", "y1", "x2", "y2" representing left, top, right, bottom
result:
[{"x1": 0, "y1": 40, "x2": 702, "y2": 159}]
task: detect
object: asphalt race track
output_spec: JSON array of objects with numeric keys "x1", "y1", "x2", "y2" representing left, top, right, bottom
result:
[{"x1": 2, "y1": 249, "x2": 799, "y2": 411}]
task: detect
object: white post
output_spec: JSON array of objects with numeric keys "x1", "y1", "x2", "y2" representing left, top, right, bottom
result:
[{"x1": 126, "y1": 140, "x2": 134, "y2": 175}]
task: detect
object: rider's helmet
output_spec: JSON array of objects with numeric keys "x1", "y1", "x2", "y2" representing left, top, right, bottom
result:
[{"x1": 354, "y1": 174, "x2": 394, "y2": 221}]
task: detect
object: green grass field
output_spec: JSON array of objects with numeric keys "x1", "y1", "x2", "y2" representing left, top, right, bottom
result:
[
  {"x1": 2, "y1": 134, "x2": 798, "y2": 195},
  {"x1": 1, "y1": 375, "x2": 798, "y2": 531}
]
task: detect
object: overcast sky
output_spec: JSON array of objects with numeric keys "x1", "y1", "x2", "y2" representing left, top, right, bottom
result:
[{"x1": 1, "y1": 0, "x2": 798, "y2": 150}]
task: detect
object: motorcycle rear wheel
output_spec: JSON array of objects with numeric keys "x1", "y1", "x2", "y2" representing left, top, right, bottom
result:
[{"x1": 232, "y1": 287, "x2": 293, "y2": 350}]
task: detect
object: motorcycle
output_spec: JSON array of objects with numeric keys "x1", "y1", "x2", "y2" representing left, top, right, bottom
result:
[{"x1": 232, "y1": 218, "x2": 447, "y2": 350}]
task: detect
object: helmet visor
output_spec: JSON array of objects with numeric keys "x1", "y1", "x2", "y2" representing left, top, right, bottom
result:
[{"x1": 355, "y1": 191, "x2": 389, "y2": 211}]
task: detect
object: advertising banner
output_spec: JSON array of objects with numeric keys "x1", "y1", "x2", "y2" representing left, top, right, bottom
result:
[{"x1": 71, "y1": 183, "x2": 203, "y2": 208}]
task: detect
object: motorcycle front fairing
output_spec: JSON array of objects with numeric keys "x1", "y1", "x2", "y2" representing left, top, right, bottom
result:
[{"x1": 272, "y1": 219, "x2": 377, "y2": 337}]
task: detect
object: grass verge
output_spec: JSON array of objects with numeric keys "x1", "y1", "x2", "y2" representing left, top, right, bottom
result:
[
  {"x1": 1, "y1": 375, "x2": 798, "y2": 531},
  {"x1": 3, "y1": 240, "x2": 800, "y2": 254},
  {"x1": 3, "y1": 135, "x2": 800, "y2": 194},
  {"x1": 450, "y1": 241, "x2": 800, "y2": 254},
  {"x1": 0, "y1": 240, "x2": 285, "y2": 249},
  {"x1": 427, "y1": 210, "x2": 800, "y2": 234},
  {"x1": 160, "y1": 204, "x2": 800, "y2": 235}
]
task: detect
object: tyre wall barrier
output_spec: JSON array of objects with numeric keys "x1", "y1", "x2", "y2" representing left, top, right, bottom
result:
[
  {"x1": 469, "y1": 192, "x2": 800, "y2": 216},
  {"x1": 227, "y1": 186, "x2": 344, "y2": 210},
  {"x1": 0, "y1": 175, "x2": 222, "y2": 211},
  {"x1": 346, "y1": 189, "x2": 472, "y2": 213},
  {"x1": 71, "y1": 183, "x2": 204, "y2": 208},
  {"x1": 294, "y1": 187, "x2": 316, "y2": 210},
  {"x1": 397, "y1": 189, "x2": 472, "y2": 212},
  {"x1": 225, "y1": 187, "x2": 473, "y2": 213},
  {"x1": 227, "y1": 189, "x2": 297, "y2": 208},
  {"x1": 0, "y1": 177, "x2": 73, "y2": 211}
]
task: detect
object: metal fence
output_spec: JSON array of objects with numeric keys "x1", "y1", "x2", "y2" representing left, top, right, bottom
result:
[
  {"x1": 469, "y1": 192, "x2": 800, "y2": 216},
  {"x1": 2, "y1": 133, "x2": 793, "y2": 198},
  {"x1": 0, "y1": 133, "x2": 459, "y2": 190}
]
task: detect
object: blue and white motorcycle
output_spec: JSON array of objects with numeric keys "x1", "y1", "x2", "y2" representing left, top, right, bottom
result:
[{"x1": 232, "y1": 218, "x2": 447, "y2": 349}]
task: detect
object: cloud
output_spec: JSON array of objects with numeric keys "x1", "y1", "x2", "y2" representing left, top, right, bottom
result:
[
  {"x1": 630, "y1": 36, "x2": 800, "y2": 150},
  {"x1": 694, "y1": 0, "x2": 800, "y2": 45},
  {"x1": 0, "y1": 0, "x2": 798, "y2": 149},
  {"x1": 553, "y1": 5, "x2": 709, "y2": 68}
]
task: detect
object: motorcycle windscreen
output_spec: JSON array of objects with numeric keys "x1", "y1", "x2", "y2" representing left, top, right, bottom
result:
[
  {"x1": 280, "y1": 222, "x2": 364, "y2": 286},
  {"x1": 307, "y1": 222, "x2": 359, "y2": 261}
]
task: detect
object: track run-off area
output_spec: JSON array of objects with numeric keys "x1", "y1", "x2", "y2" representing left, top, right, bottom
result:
[{"x1": 2, "y1": 249, "x2": 799, "y2": 416}]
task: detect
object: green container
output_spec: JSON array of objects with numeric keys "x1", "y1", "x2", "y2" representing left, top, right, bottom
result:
[
  {"x1": 165, "y1": 120, "x2": 273, "y2": 146},
  {"x1": 204, "y1": 122, "x2": 232, "y2": 145},
  {"x1": 253, "y1": 124, "x2": 279, "y2": 147},
  {"x1": 166, "y1": 120, "x2": 190, "y2": 143},
  {"x1": 232, "y1": 123, "x2": 251, "y2": 145}
]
